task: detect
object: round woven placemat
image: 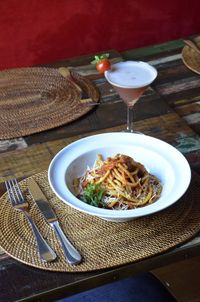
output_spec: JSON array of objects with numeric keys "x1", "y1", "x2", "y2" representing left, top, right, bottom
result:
[
  {"x1": 0, "y1": 67, "x2": 99, "y2": 139},
  {"x1": 0, "y1": 171, "x2": 200, "y2": 272},
  {"x1": 182, "y1": 36, "x2": 200, "y2": 74}
]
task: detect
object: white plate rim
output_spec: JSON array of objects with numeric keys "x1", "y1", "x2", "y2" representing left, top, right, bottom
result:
[{"x1": 48, "y1": 132, "x2": 191, "y2": 219}]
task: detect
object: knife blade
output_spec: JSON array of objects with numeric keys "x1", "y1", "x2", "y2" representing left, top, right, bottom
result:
[{"x1": 27, "y1": 178, "x2": 82, "y2": 265}]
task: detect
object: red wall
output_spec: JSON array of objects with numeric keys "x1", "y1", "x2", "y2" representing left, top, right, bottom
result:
[{"x1": 0, "y1": 0, "x2": 200, "y2": 70}]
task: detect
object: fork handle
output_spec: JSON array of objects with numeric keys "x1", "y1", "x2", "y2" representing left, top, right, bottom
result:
[
  {"x1": 25, "y1": 213, "x2": 57, "y2": 262},
  {"x1": 51, "y1": 221, "x2": 82, "y2": 265}
]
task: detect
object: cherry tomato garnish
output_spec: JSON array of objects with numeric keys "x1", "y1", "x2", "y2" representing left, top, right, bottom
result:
[
  {"x1": 91, "y1": 53, "x2": 111, "y2": 74},
  {"x1": 96, "y1": 59, "x2": 111, "y2": 73}
]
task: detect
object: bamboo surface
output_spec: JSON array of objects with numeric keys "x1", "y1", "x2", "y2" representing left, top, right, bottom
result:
[{"x1": 1, "y1": 170, "x2": 200, "y2": 272}]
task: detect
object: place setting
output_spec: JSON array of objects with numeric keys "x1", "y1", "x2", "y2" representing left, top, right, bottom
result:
[
  {"x1": 1, "y1": 129, "x2": 200, "y2": 272},
  {"x1": 1, "y1": 56, "x2": 200, "y2": 274}
]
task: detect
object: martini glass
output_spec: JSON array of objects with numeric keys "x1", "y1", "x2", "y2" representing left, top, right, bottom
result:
[{"x1": 104, "y1": 61, "x2": 157, "y2": 133}]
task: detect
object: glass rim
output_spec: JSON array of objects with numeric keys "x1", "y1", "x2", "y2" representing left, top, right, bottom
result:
[{"x1": 104, "y1": 60, "x2": 157, "y2": 89}]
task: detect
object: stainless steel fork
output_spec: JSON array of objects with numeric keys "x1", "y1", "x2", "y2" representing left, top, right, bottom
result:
[{"x1": 5, "y1": 179, "x2": 57, "y2": 262}]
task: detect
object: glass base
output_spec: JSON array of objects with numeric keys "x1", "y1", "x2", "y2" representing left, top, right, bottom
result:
[{"x1": 123, "y1": 129, "x2": 144, "y2": 134}]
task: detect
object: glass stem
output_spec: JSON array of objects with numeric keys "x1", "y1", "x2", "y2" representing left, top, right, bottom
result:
[{"x1": 127, "y1": 105, "x2": 134, "y2": 132}]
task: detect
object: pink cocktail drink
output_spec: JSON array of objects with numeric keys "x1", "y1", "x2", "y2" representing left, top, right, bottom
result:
[
  {"x1": 112, "y1": 85, "x2": 147, "y2": 107},
  {"x1": 105, "y1": 61, "x2": 157, "y2": 132}
]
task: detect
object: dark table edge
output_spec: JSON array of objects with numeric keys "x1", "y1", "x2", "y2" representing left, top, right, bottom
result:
[{"x1": 17, "y1": 243, "x2": 200, "y2": 302}]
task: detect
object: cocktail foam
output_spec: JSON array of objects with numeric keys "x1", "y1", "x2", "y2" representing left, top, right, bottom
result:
[{"x1": 105, "y1": 61, "x2": 157, "y2": 88}]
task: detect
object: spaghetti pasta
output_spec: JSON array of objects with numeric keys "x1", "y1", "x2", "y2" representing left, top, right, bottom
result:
[{"x1": 73, "y1": 154, "x2": 162, "y2": 210}]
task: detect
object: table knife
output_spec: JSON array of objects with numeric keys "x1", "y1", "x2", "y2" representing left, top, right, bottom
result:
[{"x1": 27, "y1": 178, "x2": 82, "y2": 265}]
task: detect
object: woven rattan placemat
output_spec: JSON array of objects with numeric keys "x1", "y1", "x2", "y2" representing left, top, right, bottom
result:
[
  {"x1": 182, "y1": 36, "x2": 200, "y2": 74},
  {"x1": 0, "y1": 171, "x2": 200, "y2": 272},
  {"x1": 0, "y1": 67, "x2": 99, "y2": 139}
]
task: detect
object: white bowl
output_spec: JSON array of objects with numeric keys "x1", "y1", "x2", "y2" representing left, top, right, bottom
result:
[{"x1": 48, "y1": 132, "x2": 191, "y2": 222}]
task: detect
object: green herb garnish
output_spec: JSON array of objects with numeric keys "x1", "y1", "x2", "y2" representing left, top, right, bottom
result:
[
  {"x1": 82, "y1": 183, "x2": 105, "y2": 207},
  {"x1": 91, "y1": 53, "x2": 110, "y2": 64}
]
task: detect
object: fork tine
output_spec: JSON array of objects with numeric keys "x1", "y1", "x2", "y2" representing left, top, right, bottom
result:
[
  {"x1": 6, "y1": 180, "x2": 17, "y2": 205},
  {"x1": 5, "y1": 179, "x2": 24, "y2": 206},
  {"x1": 13, "y1": 179, "x2": 25, "y2": 203},
  {"x1": 5, "y1": 180, "x2": 12, "y2": 204},
  {"x1": 11, "y1": 179, "x2": 20, "y2": 204}
]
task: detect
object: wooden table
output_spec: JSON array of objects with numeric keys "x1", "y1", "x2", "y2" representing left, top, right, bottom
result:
[{"x1": 1, "y1": 37, "x2": 200, "y2": 302}]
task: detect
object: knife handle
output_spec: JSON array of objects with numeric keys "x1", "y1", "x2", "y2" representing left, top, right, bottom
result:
[
  {"x1": 26, "y1": 213, "x2": 57, "y2": 262},
  {"x1": 52, "y1": 221, "x2": 82, "y2": 265}
]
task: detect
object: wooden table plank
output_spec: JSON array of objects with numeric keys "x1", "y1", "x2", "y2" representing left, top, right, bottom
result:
[
  {"x1": 0, "y1": 111, "x2": 196, "y2": 183},
  {"x1": 0, "y1": 138, "x2": 27, "y2": 154},
  {"x1": 155, "y1": 71, "x2": 200, "y2": 135},
  {"x1": 156, "y1": 75, "x2": 200, "y2": 96},
  {"x1": 23, "y1": 86, "x2": 170, "y2": 146},
  {"x1": 122, "y1": 38, "x2": 185, "y2": 60},
  {"x1": 0, "y1": 144, "x2": 53, "y2": 182},
  {"x1": 0, "y1": 103, "x2": 199, "y2": 184}
]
